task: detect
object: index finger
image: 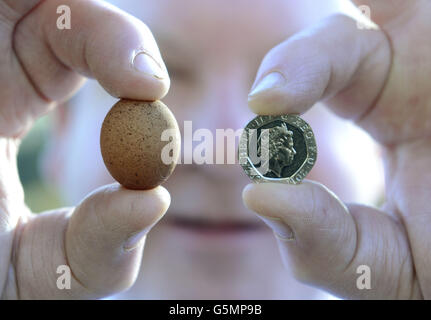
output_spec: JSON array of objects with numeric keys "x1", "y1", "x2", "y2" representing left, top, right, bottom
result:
[
  {"x1": 15, "y1": 0, "x2": 170, "y2": 101},
  {"x1": 247, "y1": 14, "x2": 390, "y2": 122}
]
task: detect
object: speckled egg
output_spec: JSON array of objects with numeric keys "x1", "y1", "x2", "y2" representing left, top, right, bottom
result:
[{"x1": 100, "y1": 99, "x2": 181, "y2": 190}]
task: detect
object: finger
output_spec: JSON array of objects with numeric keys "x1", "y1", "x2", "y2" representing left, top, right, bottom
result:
[
  {"x1": 247, "y1": 14, "x2": 391, "y2": 122},
  {"x1": 14, "y1": 184, "x2": 170, "y2": 299},
  {"x1": 242, "y1": 182, "x2": 420, "y2": 299},
  {"x1": 0, "y1": 138, "x2": 29, "y2": 299},
  {"x1": 2, "y1": 0, "x2": 169, "y2": 136},
  {"x1": 65, "y1": 184, "x2": 170, "y2": 298}
]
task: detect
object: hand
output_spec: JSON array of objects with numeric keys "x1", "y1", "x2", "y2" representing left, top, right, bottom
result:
[
  {"x1": 243, "y1": 0, "x2": 431, "y2": 299},
  {"x1": 0, "y1": 0, "x2": 170, "y2": 299}
]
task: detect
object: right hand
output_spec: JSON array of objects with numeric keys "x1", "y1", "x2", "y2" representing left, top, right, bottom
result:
[
  {"x1": 244, "y1": 0, "x2": 431, "y2": 299},
  {"x1": 0, "y1": 0, "x2": 170, "y2": 299}
]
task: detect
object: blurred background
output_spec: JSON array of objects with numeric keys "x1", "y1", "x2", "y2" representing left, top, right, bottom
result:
[{"x1": 18, "y1": 115, "x2": 62, "y2": 212}]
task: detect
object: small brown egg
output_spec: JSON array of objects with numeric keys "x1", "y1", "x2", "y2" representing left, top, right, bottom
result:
[{"x1": 100, "y1": 99, "x2": 181, "y2": 190}]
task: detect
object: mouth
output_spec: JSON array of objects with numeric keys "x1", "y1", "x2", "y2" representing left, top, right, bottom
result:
[{"x1": 163, "y1": 214, "x2": 265, "y2": 235}]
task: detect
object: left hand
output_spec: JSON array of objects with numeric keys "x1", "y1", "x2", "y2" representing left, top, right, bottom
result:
[{"x1": 243, "y1": 0, "x2": 431, "y2": 299}]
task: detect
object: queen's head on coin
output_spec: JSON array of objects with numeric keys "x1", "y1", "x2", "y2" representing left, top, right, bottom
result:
[
  {"x1": 258, "y1": 123, "x2": 297, "y2": 178},
  {"x1": 240, "y1": 114, "x2": 316, "y2": 184}
]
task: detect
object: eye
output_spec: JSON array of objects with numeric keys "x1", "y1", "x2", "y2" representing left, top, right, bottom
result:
[{"x1": 165, "y1": 61, "x2": 194, "y2": 83}]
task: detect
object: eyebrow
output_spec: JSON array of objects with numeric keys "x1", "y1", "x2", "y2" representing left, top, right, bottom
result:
[{"x1": 153, "y1": 30, "x2": 195, "y2": 64}]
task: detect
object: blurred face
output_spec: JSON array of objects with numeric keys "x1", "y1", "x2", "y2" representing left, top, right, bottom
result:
[{"x1": 44, "y1": 0, "x2": 382, "y2": 298}]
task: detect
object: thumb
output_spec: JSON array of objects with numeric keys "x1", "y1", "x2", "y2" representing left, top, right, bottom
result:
[
  {"x1": 242, "y1": 181, "x2": 419, "y2": 299},
  {"x1": 243, "y1": 181, "x2": 357, "y2": 285},
  {"x1": 65, "y1": 183, "x2": 170, "y2": 297},
  {"x1": 247, "y1": 14, "x2": 391, "y2": 122}
]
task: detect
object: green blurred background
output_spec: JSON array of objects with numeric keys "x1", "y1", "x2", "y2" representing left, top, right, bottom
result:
[{"x1": 17, "y1": 116, "x2": 63, "y2": 213}]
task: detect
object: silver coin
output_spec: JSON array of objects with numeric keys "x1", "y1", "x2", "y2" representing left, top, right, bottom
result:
[{"x1": 238, "y1": 114, "x2": 317, "y2": 184}]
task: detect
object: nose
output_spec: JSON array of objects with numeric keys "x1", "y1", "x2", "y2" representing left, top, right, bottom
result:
[
  {"x1": 187, "y1": 65, "x2": 255, "y2": 177},
  {"x1": 203, "y1": 69, "x2": 254, "y2": 132}
]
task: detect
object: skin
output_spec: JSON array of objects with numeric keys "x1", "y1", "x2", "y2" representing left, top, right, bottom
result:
[
  {"x1": 0, "y1": 0, "x2": 428, "y2": 299},
  {"x1": 0, "y1": 0, "x2": 172, "y2": 299}
]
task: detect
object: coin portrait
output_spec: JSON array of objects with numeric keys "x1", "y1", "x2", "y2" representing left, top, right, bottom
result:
[{"x1": 239, "y1": 114, "x2": 317, "y2": 184}]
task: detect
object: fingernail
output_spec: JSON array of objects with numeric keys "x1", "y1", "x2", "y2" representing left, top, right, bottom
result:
[
  {"x1": 133, "y1": 51, "x2": 167, "y2": 80},
  {"x1": 248, "y1": 71, "x2": 286, "y2": 99},
  {"x1": 255, "y1": 214, "x2": 294, "y2": 241},
  {"x1": 123, "y1": 226, "x2": 152, "y2": 252}
]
